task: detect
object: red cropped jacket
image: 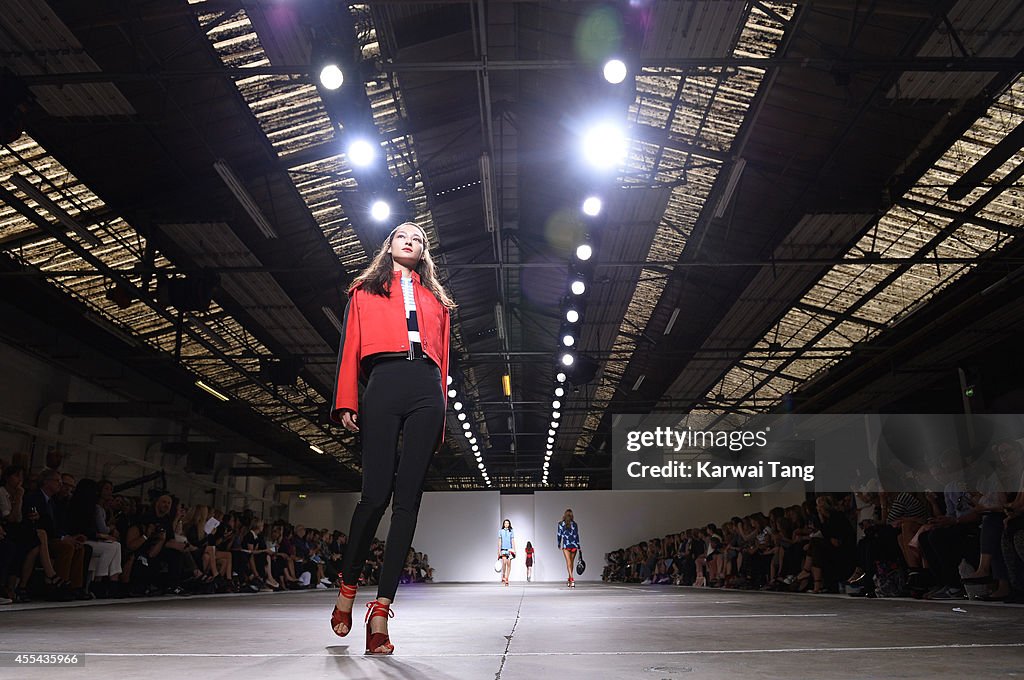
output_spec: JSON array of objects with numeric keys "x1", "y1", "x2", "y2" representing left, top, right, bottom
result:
[{"x1": 331, "y1": 270, "x2": 450, "y2": 421}]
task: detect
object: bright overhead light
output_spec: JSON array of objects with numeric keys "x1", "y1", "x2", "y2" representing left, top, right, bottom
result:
[
  {"x1": 552, "y1": 411, "x2": 561, "y2": 419},
  {"x1": 447, "y1": 375, "x2": 453, "y2": 385},
  {"x1": 462, "y1": 422, "x2": 471, "y2": 430},
  {"x1": 347, "y1": 139, "x2": 376, "y2": 166},
  {"x1": 464, "y1": 431, "x2": 472, "y2": 438},
  {"x1": 212, "y1": 160, "x2": 278, "y2": 239},
  {"x1": 552, "y1": 400, "x2": 561, "y2": 409},
  {"x1": 448, "y1": 389, "x2": 457, "y2": 398},
  {"x1": 575, "y1": 244, "x2": 593, "y2": 261},
  {"x1": 475, "y1": 455, "x2": 482, "y2": 462},
  {"x1": 319, "y1": 63, "x2": 344, "y2": 90},
  {"x1": 478, "y1": 462, "x2": 485, "y2": 470},
  {"x1": 551, "y1": 420, "x2": 560, "y2": 428},
  {"x1": 603, "y1": 58, "x2": 628, "y2": 84},
  {"x1": 458, "y1": 412, "x2": 467, "y2": 421},
  {"x1": 472, "y1": 445, "x2": 479, "y2": 452},
  {"x1": 565, "y1": 310, "x2": 580, "y2": 323},
  {"x1": 548, "y1": 438, "x2": 554, "y2": 444},
  {"x1": 562, "y1": 334, "x2": 575, "y2": 347},
  {"x1": 571, "y1": 280, "x2": 586, "y2": 295},
  {"x1": 560, "y1": 353, "x2": 575, "y2": 367},
  {"x1": 310, "y1": 444, "x2": 324, "y2": 454},
  {"x1": 582, "y1": 122, "x2": 627, "y2": 170},
  {"x1": 543, "y1": 461, "x2": 550, "y2": 469},
  {"x1": 556, "y1": 372, "x2": 566, "y2": 383},
  {"x1": 548, "y1": 428, "x2": 556, "y2": 436},
  {"x1": 195, "y1": 380, "x2": 229, "y2": 402},
  {"x1": 582, "y1": 196, "x2": 602, "y2": 217},
  {"x1": 453, "y1": 401, "x2": 463, "y2": 411},
  {"x1": 555, "y1": 387, "x2": 565, "y2": 397},
  {"x1": 370, "y1": 199, "x2": 391, "y2": 222}
]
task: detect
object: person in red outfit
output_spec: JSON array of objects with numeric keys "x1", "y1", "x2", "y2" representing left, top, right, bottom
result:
[{"x1": 329, "y1": 222, "x2": 454, "y2": 655}]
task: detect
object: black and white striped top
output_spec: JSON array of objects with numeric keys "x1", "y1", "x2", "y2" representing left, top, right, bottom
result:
[
  {"x1": 400, "y1": 277, "x2": 423, "y2": 358},
  {"x1": 885, "y1": 492, "x2": 928, "y2": 523}
]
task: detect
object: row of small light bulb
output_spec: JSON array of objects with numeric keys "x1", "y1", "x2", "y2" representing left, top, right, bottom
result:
[
  {"x1": 542, "y1": 376, "x2": 569, "y2": 486},
  {"x1": 546, "y1": 240, "x2": 594, "y2": 486},
  {"x1": 447, "y1": 375, "x2": 489, "y2": 487}
]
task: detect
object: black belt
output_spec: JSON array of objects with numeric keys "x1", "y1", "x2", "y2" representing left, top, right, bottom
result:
[{"x1": 367, "y1": 351, "x2": 432, "y2": 370}]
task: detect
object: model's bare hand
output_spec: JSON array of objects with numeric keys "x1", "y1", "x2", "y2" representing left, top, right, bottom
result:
[{"x1": 341, "y1": 410, "x2": 360, "y2": 432}]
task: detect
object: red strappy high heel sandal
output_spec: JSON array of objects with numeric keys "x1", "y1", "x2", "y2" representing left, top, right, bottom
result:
[
  {"x1": 365, "y1": 600, "x2": 395, "y2": 655},
  {"x1": 331, "y1": 581, "x2": 358, "y2": 637},
  {"x1": 568, "y1": 577, "x2": 575, "y2": 588}
]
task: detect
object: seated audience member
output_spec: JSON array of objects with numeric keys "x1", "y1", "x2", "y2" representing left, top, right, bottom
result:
[
  {"x1": 917, "y1": 454, "x2": 984, "y2": 600},
  {"x1": 24, "y1": 468, "x2": 89, "y2": 599},
  {"x1": 139, "y1": 493, "x2": 189, "y2": 593},
  {"x1": 1000, "y1": 462, "x2": 1024, "y2": 603},
  {"x1": 65, "y1": 479, "x2": 123, "y2": 597},
  {"x1": 240, "y1": 518, "x2": 278, "y2": 590},
  {"x1": 962, "y1": 440, "x2": 1021, "y2": 600},
  {"x1": 806, "y1": 495, "x2": 856, "y2": 593}
]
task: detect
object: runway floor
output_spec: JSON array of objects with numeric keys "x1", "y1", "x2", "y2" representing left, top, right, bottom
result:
[{"x1": 1, "y1": 582, "x2": 1022, "y2": 679}]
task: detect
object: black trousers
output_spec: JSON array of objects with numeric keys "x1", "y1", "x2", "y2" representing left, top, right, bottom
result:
[
  {"x1": 919, "y1": 523, "x2": 979, "y2": 588},
  {"x1": 341, "y1": 358, "x2": 444, "y2": 601}
]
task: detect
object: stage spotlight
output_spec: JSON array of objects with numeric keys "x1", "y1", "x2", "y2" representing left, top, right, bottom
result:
[
  {"x1": 603, "y1": 58, "x2": 628, "y2": 84},
  {"x1": 555, "y1": 387, "x2": 565, "y2": 397},
  {"x1": 552, "y1": 400, "x2": 561, "y2": 409},
  {"x1": 347, "y1": 139, "x2": 376, "y2": 166},
  {"x1": 464, "y1": 431, "x2": 472, "y2": 438},
  {"x1": 448, "y1": 389, "x2": 457, "y2": 398},
  {"x1": 543, "y1": 461, "x2": 550, "y2": 469},
  {"x1": 556, "y1": 372, "x2": 567, "y2": 383},
  {"x1": 548, "y1": 437, "x2": 554, "y2": 444},
  {"x1": 562, "y1": 334, "x2": 575, "y2": 347},
  {"x1": 447, "y1": 375, "x2": 453, "y2": 385},
  {"x1": 548, "y1": 428, "x2": 556, "y2": 436},
  {"x1": 458, "y1": 412, "x2": 467, "y2": 421},
  {"x1": 462, "y1": 422, "x2": 471, "y2": 430},
  {"x1": 571, "y1": 280, "x2": 586, "y2": 295},
  {"x1": 319, "y1": 64, "x2": 344, "y2": 90},
  {"x1": 553, "y1": 411, "x2": 560, "y2": 419},
  {"x1": 478, "y1": 462, "x2": 485, "y2": 470},
  {"x1": 576, "y1": 244, "x2": 593, "y2": 261},
  {"x1": 470, "y1": 437, "x2": 477, "y2": 444},
  {"x1": 560, "y1": 352, "x2": 575, "y2": 367},
  {"x1": 551, "y1": 421, "x2": 560, "y2": 428},
  {"x1": 566, "y1": 309, "x2": 580, "y2": 323},
  {"x1": 370, "y1": 199, "x2": 391, "y2": 221},
  {"x1": 582, "y1": 122, "x2": 627, "y2": 169},
  {"x1": 582, "y1": 196, "x2": 602, "y2": 216},
  {"x1": 472, "y1": 445, "x2": 479, "y2": 452},
  {"x1": 454, "y1": 401, "x2": 463, "y2": 411}
]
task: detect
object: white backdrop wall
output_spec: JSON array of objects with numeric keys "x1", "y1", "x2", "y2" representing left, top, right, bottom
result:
[{"x1": 289, "y1": 489, "x2": 803, "y2": 582}]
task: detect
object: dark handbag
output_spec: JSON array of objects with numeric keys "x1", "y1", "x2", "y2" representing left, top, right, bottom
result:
[{"x1": 576, "y1": 549, "x2": 586, "y2": 575}]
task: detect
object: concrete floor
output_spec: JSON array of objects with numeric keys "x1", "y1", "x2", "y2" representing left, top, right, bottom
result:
[{"x1": 1, "y1": 583, "x2": 1022, "y2": 679}]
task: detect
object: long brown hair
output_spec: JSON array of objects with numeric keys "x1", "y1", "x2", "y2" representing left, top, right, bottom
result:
[
  {"x1": 562, "y1": 508, "x2": 574, "y2": 525},
  {"x1": 348, "y1": 222, "x2": 455, "y2": 308}
]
